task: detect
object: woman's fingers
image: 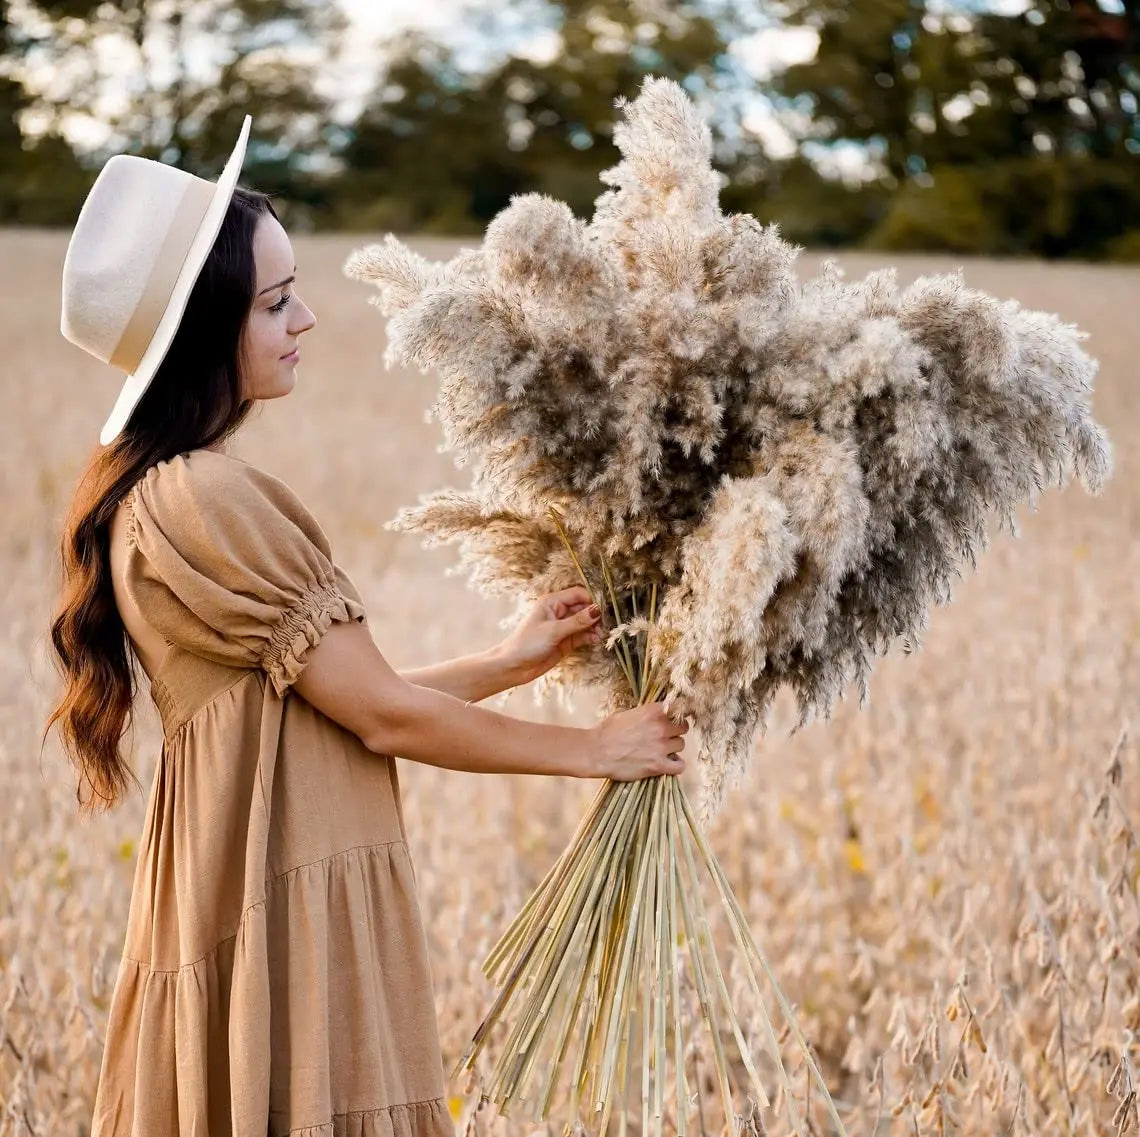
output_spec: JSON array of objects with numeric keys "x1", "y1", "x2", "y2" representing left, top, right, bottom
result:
[{"x1": 549, "y1": 585, "x2": 592, "y2": 610}]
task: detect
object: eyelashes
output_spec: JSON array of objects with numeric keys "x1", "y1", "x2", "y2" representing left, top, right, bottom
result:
[{"x1": 269, "y1": 293, "x2": 291, "y2": 313}]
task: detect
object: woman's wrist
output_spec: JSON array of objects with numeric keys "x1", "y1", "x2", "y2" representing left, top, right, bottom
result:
[
  {"x1": 484, "y1": 643, "x2": 539, "y2": 693},
  {"x1": 544, "y1": 724, "x2": 596, "y2": 779}
]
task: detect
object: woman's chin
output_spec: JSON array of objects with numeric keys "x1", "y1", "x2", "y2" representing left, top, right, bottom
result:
[{"x1": 250, "y1": 374, "x2": 298, "y2": 401}]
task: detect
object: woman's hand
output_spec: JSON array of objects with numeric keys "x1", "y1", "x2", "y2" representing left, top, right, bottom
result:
[
  {"x1": 496, "y1": 585, "x2": 603, "y2": 685},
  {"x1": 587, "y1": 703, "x2": 689, "y2": 781}
]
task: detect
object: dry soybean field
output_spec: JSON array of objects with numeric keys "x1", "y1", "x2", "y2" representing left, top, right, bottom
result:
[{"x1": 1, "y1": 229, "x2": 1137, "y2": 1136}]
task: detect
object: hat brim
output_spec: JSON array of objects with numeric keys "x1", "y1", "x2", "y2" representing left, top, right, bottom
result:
[{"x1": 99, "y1": 115, "x2": 252, "y2": 447}]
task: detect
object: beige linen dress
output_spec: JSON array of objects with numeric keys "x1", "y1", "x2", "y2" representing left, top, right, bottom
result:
[{"x1": 90, "y1": 448, "x2": 455, "y2": 1137}]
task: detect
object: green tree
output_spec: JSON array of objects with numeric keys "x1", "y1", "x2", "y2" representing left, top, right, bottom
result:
[
  {"x1": 330, "y1": 0, "x2": 753, "y2": 232},
  {"x1": 0, "y1": 1, "x2": 91, "y2": 223},
  {"x1": 768, "y1": 0, "x2": 1140, "y2": 258},
  {"x1": 3, "y1": 0, "x2": 345, "y2": 225}
]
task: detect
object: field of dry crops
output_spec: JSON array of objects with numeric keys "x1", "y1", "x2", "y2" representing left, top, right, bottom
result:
[{"x1": 1, "y1": 229, "x2": 1136, "y2": 1136}]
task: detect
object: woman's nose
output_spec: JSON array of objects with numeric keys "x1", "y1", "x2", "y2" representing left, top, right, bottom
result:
[{"x1": 293, "y1": 298, "x2": 317, "y2": 334}]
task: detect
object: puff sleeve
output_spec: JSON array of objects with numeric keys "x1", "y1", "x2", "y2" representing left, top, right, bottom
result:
[{"x1": 123, "y1": 450, "x2": 368, "y2": 697}]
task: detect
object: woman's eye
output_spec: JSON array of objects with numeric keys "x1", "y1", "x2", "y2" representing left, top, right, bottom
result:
[{"x1": 270, "y1": 293, "x2": 291, "y2": 313}]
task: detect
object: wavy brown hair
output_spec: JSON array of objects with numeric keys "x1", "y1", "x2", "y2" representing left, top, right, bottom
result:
[{"x1": 42, "y1": 186, "x2": 279, "y2": 812}]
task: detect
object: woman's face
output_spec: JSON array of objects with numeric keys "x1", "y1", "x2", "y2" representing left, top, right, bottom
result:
[{"x1": 240, "y1": 212, "x2": 317, "y2": 401}]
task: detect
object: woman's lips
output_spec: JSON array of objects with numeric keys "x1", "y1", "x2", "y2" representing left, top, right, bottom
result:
[{"x1": 281, "y1": 349, "x2": 300, "y2": 363}]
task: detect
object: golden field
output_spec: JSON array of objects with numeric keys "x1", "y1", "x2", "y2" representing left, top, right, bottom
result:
[{"x1": 1, "y1": 229, "x2": 1137, "y2": 1136}]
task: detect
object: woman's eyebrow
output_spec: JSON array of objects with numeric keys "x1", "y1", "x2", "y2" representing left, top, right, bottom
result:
[{"x1": 258, "y1": 267, "x2": 296, "y2": 296}]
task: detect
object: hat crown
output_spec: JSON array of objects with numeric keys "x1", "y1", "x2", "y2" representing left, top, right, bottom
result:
[{"x1": 61, "y1": 155, "x2": 215, "y2": 370}]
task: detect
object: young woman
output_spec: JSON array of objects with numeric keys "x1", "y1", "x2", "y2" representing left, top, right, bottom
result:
[{"x1": 43, "y1": 118, "x2": 689, "y2": 1135}]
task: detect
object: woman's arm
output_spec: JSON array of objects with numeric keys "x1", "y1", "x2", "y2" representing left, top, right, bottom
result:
[
  {"x1": 399, "y1": 585, "x2": 599, "y2": 703},
  {"x1": 291, "y1": 619, "x2": 689, "y2": 780},
  {"x1": 398, "y1": 646, "x2": 529, "y2": 704},
  {"x1": 291, "y1": 619, "x2": 590, "y2": 777}
]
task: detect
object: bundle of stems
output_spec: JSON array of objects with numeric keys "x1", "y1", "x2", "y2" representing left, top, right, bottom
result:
[{"x1": 452, "y1": 509, "x2": 849, "y2": 1137}]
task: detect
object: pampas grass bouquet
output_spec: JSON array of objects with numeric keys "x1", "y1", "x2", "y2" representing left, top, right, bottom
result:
[{"x1": 345, "y1": 75, "x2": 1113, "y2": 1137}]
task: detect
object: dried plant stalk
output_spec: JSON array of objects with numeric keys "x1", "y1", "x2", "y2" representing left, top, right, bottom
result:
[{"x1": 452, "y1": 517, "x2": 849, "y2": 1136}]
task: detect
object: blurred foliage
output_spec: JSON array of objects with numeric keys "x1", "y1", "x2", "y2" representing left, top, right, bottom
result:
[
  {"x1": 0, "y1": 0, "x2": 1137, "y2": 258},
  {"x1": 772, "y1": 0, "x2": 1140, "y2": 258},
  {"x1": 323, "y1": 0, "x2": 747, "y2": 232},
  {"x1": 0, "y1": 4, "x2": 93, "y2": 221},
  {"x1": 1, "y1": 0, "x2": 344, "y2": 223}
]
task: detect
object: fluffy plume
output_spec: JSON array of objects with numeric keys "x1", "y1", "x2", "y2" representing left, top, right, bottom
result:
[{"x1": 348, "y1": 75, "x2": 1113, "y2": 825}]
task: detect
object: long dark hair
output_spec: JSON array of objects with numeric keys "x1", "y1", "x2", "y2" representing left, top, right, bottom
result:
[{"x1": 43, "y1": 186, "x2": 279, "y2": 812}]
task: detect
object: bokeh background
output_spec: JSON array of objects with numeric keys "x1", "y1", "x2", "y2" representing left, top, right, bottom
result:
[
  {"x1": 2, "y1": 2, "x2": 1138, "y2": 1135},
  {"x1": 3, "y1": 0, "x2": 1140, "y2": 257}
]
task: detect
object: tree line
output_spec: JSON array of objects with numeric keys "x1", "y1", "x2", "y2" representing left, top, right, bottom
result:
[{"x1": 2, "y1": 0, "x2": 1137, "y2": 259}]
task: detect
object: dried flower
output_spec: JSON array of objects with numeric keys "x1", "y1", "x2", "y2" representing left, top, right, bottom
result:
[{"x1": 348, "y1": 75, "x2": 1111, "y2": 826}]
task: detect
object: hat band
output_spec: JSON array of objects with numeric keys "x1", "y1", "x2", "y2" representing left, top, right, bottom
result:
[{"x1": 108, "y1": 177, "x2": 216, "y2": 373}]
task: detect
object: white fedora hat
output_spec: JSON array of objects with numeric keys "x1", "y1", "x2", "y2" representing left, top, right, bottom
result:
[{"x1": 61, "y1": 115, "x2": 252, "y2": 446}]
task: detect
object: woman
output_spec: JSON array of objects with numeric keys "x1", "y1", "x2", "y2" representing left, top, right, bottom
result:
[{"x1": 43, "y1": 118, "x2": 689, "y2": 1135}]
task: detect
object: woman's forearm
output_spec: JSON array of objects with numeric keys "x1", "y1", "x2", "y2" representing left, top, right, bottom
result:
[
  {"x1": 377, "y1": 678, "x2": 593, "y2": 778},
  {"x1": 398, "y1": 646, "x2": 529, "y2": 704}
]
